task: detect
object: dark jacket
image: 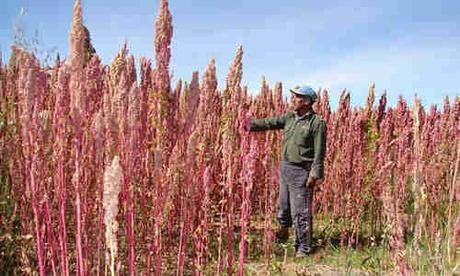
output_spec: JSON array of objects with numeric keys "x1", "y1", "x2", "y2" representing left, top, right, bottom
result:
[{"x1": 250, "y1": 111, "x2": 326, "y2": 179}]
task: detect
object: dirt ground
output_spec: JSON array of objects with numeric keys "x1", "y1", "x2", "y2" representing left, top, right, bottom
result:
[{"x1": 244, "y1": 262, "x2": 397, "y2": 275}]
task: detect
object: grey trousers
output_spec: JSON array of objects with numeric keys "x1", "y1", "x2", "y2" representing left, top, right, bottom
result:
[{"x1": 277, "y1": 161, "x2": 313, "y2": 253}]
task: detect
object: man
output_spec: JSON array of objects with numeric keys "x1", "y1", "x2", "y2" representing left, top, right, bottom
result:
[{"x1": 249, "y1": 85, "x2": 326, "y2": 257}]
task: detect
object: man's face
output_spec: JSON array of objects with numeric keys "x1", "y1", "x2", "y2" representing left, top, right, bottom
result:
[{"x1": 291, "y1": 93, "x2": 312, "y2": 111}]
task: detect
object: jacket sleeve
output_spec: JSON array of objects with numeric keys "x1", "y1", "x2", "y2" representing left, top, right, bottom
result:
[
  {"x1": 309, "y1": 119, "x2": 326, "y2": 180},
  {"x1": 249, "y1": 113, "x2": 287, "y2": 131}
]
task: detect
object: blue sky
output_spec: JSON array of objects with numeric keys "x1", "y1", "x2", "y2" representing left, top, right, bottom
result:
[{"x1": 1, "y1": 0, "x2": 459, "y2": 108}]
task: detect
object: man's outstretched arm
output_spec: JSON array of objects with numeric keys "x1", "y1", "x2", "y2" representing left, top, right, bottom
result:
[{"x1": 250, "y1": 114, "x2": 288, "y2": 131}]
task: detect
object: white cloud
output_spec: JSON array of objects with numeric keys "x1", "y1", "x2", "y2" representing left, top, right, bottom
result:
[{"x1": 283, "y1": 35, "x2": 460, "y2": 107}]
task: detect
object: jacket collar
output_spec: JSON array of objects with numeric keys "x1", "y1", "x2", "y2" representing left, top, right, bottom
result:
[{"x1": 295, "y1": 109, "x2": 315, "y2": 121}]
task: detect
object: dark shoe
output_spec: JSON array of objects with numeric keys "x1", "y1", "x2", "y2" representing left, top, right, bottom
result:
[
  {"x1": 295, "y1": 251, "x2": 309, "y2": 259},
  {"x1": 295, "y1": 249, "x2": 311, "y2": 258},
  {"x1": 275, "y1": 227, "x2": 289, "y2": 243}
]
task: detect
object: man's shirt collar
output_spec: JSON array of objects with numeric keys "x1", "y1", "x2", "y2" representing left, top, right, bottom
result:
[{"x1": 295, "y1": 109, "x2": 314, "y2": 121}]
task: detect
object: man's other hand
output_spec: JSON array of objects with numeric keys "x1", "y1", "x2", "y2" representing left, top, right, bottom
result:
[{"x1": 306, "y1": 176, "x2": 317, "y2": 189}]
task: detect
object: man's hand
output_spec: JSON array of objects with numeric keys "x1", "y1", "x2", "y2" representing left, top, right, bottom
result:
[
  {"x1": 241, "y1": 117, "x2": 252, "y2": 132},
  {"x1": 306, "y1": 176, "x2": 317, "y2": 190}
]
